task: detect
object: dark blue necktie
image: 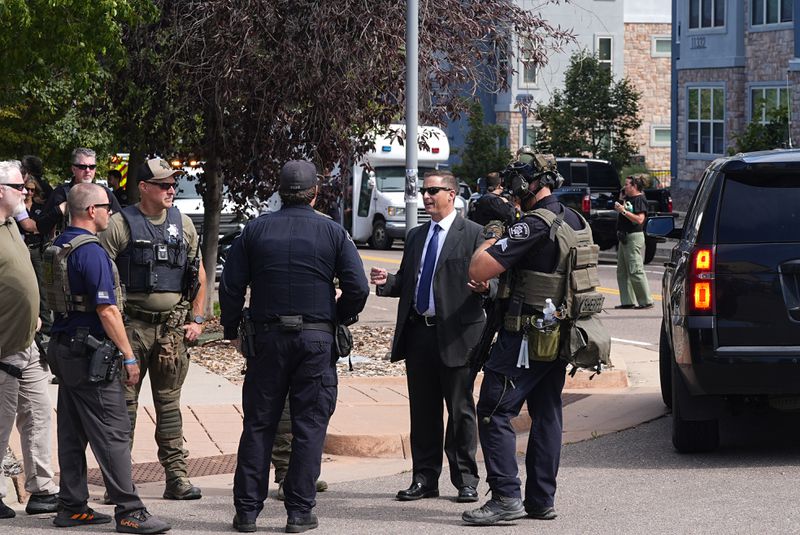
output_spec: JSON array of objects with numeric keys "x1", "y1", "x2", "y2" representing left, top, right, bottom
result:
[{"x1": 416, "y1": 224, "x2": 441, "y2": 315}]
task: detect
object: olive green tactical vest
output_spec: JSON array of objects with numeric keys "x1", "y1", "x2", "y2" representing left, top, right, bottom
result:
[{"x1": 43, "y1": 234, "x2": 124, "y2": 315}]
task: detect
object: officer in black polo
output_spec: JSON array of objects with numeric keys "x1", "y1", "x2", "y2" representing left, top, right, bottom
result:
[
  {"x1": 464, "y1": 149, "x2": 584, "y2": 526},
  {"x1": 220, "y1": 160, "x2": 369, "y2": 534}
]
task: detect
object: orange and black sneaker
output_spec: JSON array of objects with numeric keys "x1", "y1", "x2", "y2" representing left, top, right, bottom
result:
[
  {"x1": 53, "y1": 507, "x2": 112, "y2": 527},
  {"x1": 116, "y1": 508, "x2": 171, "y2": 534}
]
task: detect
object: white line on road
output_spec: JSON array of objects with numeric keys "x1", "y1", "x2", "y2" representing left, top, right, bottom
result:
[{"x1": 611, "y1": 337, "x2": 653, "y2": 347}]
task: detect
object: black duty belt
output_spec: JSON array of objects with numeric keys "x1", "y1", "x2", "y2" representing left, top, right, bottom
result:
[
  {"x1": 261, "y1": 322, "x2": 335, "y2": 335},
  {"x1": 408, "y1": 310, "x2": 437, "y2": 327},
  {"x1": 126, "y1": 306, "x2": 172, "y2": 324},
  {"x1": 0, "y1": 361, "x2": 23, "y2": 379}
]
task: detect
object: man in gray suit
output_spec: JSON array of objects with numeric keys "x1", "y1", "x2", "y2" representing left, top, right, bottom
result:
[{"x1": 370, "y1": 169, "x2": 488, "y2": 504}]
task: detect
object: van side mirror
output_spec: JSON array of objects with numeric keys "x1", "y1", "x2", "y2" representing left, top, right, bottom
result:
[{"x1": 646, "y1": 215, "x2": 682, "y2": 239}]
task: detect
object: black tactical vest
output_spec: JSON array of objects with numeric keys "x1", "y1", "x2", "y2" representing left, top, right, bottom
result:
[{"x1": 116, "y1": 206, "x2": 188, "y2": 293}]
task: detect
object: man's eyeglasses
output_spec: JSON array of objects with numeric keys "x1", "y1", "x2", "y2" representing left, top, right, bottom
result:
[
  {"x1": 419, "y1": 186, "x2": 452, "y2": 196},
  {"x1": 25, "y1": 187, "x2": 37, "y2": 193},
  {"x1": 0, "y1": 183, "x2": 25, "y2": 191},
  {"x1": 144, "y1": 181, "x2": 176, "y2": 191},
  {"x1": 87, "y1": 203, "x2": 112, "y2": 212},
  {"x1": 73, "y1": 163, "x2": 97, "y2": 170}
]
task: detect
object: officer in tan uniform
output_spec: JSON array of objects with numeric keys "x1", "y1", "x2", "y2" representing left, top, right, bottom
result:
[{"x1": 99, "y1": 157, "x2": 207, "y2": 500}]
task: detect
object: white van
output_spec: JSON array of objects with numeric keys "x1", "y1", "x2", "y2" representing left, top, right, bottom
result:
[{"x1": 343, "y1": 124, "x2": 464, "y2": 249}]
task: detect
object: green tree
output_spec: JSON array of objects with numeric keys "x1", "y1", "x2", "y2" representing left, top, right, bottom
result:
[
  {"x1": 536, "y1": 51, "x2": 642, "y2": 170},
  {"x1": 730, "y1": 108, "x2": 789, "y2": 154},
  {"x1": 452, "y1": 100, "x2": 512, "y2": 184},
  {"x1": 0, "y1": 1, "x2": 155, "y2": 179}
]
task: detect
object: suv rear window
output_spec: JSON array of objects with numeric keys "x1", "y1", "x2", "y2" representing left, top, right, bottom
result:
[
  {"x1": 556, "y1": 160, "x2": 620, "y2": 190},
  {"x1": 717, "y1": 173, "x2": 800, "y2": 243}
]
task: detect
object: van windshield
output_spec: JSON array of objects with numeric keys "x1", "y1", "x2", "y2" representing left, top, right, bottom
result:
[{"x1": 374, "y1": 166, "x2": 436, "y2": 192}]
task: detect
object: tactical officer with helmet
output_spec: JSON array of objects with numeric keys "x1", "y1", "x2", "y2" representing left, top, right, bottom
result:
[
  {"x1": 99, "y1": 157, "x2": 207, "y2": 501},
  {"x1": 47, "y1": 182, "x2": 170, "y2": 533},
  {"x1": 220, "y1": 160, "x2": 369, "y2": 533},
  {"x1": 463, "y1": 147, "x2": 589, "y2": 525}
]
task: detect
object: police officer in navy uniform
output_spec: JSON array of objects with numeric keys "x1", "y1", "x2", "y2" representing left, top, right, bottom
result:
[
  {"x1": 220, "y1": 160, "x2": 369, "y2": 533},
  {"x1": 463, "y1": 148, "x2": 584, "y2": 525},
  {"x1": 47, "y1": 183, "x2": 170, "y2": 533}
]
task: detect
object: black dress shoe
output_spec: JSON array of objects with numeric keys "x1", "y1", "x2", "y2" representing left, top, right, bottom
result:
[
  {"x1": 396, "y1": 482, "x2": 439, "y2": 501},
  {"x1": 456, "y1": 486, "x2": 479, "y2": 503}
]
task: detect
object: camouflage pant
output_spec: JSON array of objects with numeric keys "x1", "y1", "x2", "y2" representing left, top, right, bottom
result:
[
  {"x1": 125, "y1": 308, "x2": 190, "y2": 484},
  {"x1": 271, "y1": 398, "x2": 292, "y2": 483}
]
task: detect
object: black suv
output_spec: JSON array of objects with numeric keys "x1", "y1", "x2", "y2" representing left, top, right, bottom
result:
[{"x1": 648, "y1": 150, "x2": 800, "y2": 453}]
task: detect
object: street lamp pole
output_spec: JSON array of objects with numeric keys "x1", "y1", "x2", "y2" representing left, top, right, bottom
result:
[{"x1": 405, "y1": 0, "x2": 419, "y2": 234}]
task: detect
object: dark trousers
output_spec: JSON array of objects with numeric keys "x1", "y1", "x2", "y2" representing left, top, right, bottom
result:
[
  {"x1": 233, "y1": 330, "x2": 337, "y2": 521},
  {"x1": 48, "y1": 335, "x2": 144, "y2": 520},
  {"x1": 477, "y1": 360, "x2": 567, "y2": 507},
  {"x1": 404, "y1": 320, "x2": 479, "y2": 490}
]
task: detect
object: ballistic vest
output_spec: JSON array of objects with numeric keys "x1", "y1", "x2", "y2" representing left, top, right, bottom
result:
[
  {"x1": 43, "y1": 234, "x2": 124, "y2": 315},
  {"x1": 116, "y1": 205, "x2": 188, "y2": 294},
  {"x1": 502, "y1": 207, "x2": 603, "y2": 327}
]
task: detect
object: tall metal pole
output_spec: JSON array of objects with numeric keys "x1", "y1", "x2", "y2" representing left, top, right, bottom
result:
[{"x1": 405, "y1": 0, "x2": 419, "y2": 234}]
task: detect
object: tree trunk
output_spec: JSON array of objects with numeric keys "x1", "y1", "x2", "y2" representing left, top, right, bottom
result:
[
  {"x1": 125, "y1": 149, "x2": 145, "y2": 204},
  {"x1": 201, "y1": 150, "x2": 223, "y2": 318}
]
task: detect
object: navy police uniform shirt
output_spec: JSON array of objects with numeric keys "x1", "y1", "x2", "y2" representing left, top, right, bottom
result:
[
  {"x1": 484, "y1": 194, "x2": 584, "y2": 376},
  {"x1": 50, "y1": 227, "x2": 118, "y2": 338},
  {"x1": 218, "y1": 204, "x2": 369, "y2": 339}
]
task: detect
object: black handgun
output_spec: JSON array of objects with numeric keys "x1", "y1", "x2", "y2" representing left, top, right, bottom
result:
[
  {"x1": 84, "y1": 334, "x2": 122, "y2": 383},
  {"x1": 184, "y1": 256, "x2": 201, "y2": 303},
  {"x1": 239, "y1": 308, "x2": 257, "y2": 360}
]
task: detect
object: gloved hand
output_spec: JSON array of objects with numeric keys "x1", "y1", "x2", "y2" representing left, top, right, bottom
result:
[{"x1": 483, "y1": 220, "x2": 505, "y2": 240}]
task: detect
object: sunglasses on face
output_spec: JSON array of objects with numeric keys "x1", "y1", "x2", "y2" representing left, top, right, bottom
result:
[
  {"x1": 0, "y1": 183, "x2": 25, "y2": 191},
  {"x1": 144, "y1": 181, "x2": 176, "y2": 191},
  {"x1": 419, "y1": 186, "x2": 452, "y2": 196},
  {"x1": 86, "y1": 203, "x2": 112, "y2": 212},
  {"x1": 73, "y1": 163, "x2": 97, "y2": 170},
  {"x1": 25, "y1": 187, "x2": 37, "y2": 193}
]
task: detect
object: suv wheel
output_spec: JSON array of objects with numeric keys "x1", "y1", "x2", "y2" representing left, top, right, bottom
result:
[
  {"x1": 370, "y1": 220, "x2": 393, "y2": 250},
  {"x1": 671, "y1": 361, "x2": 719, "y2": 453},
  {"x1": 659, "y1": 319, "x2": 672, "y2": 409}
]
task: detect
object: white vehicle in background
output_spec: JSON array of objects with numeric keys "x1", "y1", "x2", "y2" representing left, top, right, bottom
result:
[{"x1": 343, "y1": 124, "x2": 463, "y2": 249}]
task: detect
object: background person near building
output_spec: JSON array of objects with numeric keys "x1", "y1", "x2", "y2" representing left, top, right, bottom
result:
[
  {"x1": 220, "y1": 160, "x2": 369, "y2": 533},
  {"x1": 0, "y1": 160, "x2": 59, "y2": 520},
  {"x1": 46, "y1": 183, "x2": 170, "y2": 533},
  {"x1": 468, "y1": 171, "x2": 516, "y2": 226},
  {"x1": 108, "y1": 169, "x2": 129, "y2": 208},
  {"x1": 465, "y1": 150, "x2": 579, "y2": 525},
  {"x1": 99, "y1": 158, "x2": 206, "y2": 501},
  {"x1": 370, "y1": 169, "x2": 488, "y2": 505},
  {"x1": 613, "y1": 175, "x2": 653, "y2": 310},
  {"x1": 37, "y1": 148, "x2": 122, "y2": 239}
]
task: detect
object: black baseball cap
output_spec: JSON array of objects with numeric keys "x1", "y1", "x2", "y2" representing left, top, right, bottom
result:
[{"x1": 279, "y1": 160, "x2": 317, "y2": 191}]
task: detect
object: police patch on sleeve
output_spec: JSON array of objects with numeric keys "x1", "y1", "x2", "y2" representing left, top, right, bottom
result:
[{"x1": 508, "y1": 222, "x2": 531, "y2": 241}]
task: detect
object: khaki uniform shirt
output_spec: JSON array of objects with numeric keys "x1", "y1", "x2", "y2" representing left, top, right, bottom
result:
[
  {"x1": 0, "y1": 218, "x2": 38, "y2": 356},
  {"x1": 99, "y1": 205, "x2": 200, "y2": 312}
]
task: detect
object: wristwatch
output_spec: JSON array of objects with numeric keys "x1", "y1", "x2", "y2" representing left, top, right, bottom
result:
[{"x1": 193, "y1": 315, "x2": 205, "y2": 325}]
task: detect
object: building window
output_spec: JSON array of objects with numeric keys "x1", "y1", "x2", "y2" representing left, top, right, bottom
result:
[
  {"x1": 518, "y1": 37, "x2": 537, "y2": 88},
  {"x1": 596, "y1": 36, "x2": 612, "y2": 73},
  {"x1": 751, "y1": 87, "x2": 789, "y2": 123},
  {"x1": 689, "y1": 0, "x2": 725, "y2": 29},
  {"x1": 651, "y1": 126, "x2": 672, "y2": 147},
  {"x1": 651, "y1": 36, "x2": 672, "y2": 57},
  {"x1": 687, "y1": 87, "x2": 725, "y2": 155},
  {"x1": 752, "y1": 0, "x2": 793, "y2": 26}
]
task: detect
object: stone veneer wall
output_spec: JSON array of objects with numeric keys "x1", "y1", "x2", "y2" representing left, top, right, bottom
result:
[
  {"x1": 624, "y1": 23, "x2": 672, "y2": 170},
  {"x1": 495, "y1": 111, "x2": 524, "y2": 153}
]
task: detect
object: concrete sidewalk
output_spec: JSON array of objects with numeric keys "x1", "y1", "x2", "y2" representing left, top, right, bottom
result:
[{"x1": 5, "y1": 342, "x2": 668, "y2": 509}]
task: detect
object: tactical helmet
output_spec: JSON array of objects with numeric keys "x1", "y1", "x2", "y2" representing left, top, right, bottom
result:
[{"x1": 501, "y1": 146, "x2": 564, "y2": 197}]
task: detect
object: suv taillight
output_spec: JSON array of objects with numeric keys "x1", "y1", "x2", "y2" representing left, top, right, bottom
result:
[
  {"x1": 582, "y1": 194, "x2": 591, "y2": 214},
  {"x1": 667, "y1": 196, "x2": 673, "y2": 213},
  {"x1": 688, "y1": 247, "x2": 714, "y2": 314}
]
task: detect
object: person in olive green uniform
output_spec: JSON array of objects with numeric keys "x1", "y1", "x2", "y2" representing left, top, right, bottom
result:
[
  {"x1": 613, "y1": 175, "x2": 653, "y2": 309},
  {"x1": 99, "y1": 158, "x2": 207, "y2": 500}
]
